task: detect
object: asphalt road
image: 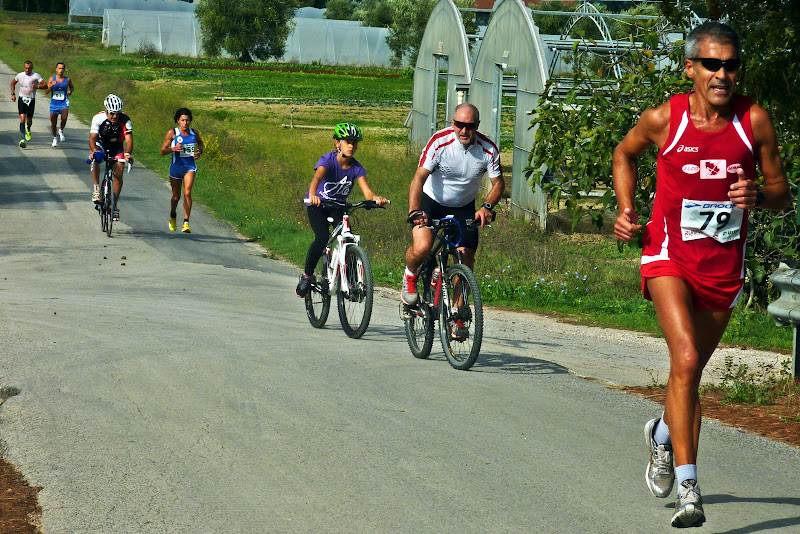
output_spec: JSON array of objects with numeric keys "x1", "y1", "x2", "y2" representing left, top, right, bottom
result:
[{"x1": 1, "y1": 62, "x2": 798, "y2": 533}]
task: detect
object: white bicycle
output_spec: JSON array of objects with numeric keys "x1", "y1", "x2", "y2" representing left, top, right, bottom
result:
[{"x1": 303, "y1": 198, "x2": 388, "y2": 338}]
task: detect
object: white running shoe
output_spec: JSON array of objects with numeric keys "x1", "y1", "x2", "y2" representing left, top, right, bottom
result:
[
  {"x1": 52, "y1": 137, "x2": 58, "y2": 147},
  {"x1": 671, "y1": 479, "x2": 705, "y2": 528},
  {"x1": 645, "y1": 418, "x2": 675, "y2": 498},
  {"x1": 58, "y1": 129, "x2": 65, "y2": 142},
  {"x1": 401, "y1": 271, "x2": 419, "y2": 306}
]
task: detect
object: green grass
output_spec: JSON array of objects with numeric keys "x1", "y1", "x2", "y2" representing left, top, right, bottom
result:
[
  {"x1": 0, "y1": 11, "x2": 795, "y2": 355},
  {"x1": 700, "y1": 355, "x2": 800, "y2": 408}
]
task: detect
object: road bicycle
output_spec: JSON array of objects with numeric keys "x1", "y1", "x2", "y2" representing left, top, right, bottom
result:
[
  {"x1": 87, "y1": 151, "x2": 132, "y2": 237},
  {"x1": 401, "y1": 215, "x2": 491, "y2": 370},
  {"x1": 304, "y1": 199, "x2": 388, "y2": 339}
]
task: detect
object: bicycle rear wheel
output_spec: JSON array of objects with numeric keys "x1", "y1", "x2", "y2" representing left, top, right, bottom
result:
[
  {"x1": 403, "y1": 302, "x2": 435, "y2": 359},
  {"x1": 337, "y1": 245, "x2": 373, "y2": 339},
  {"x1": 305, "y1": 278, "x2": 331, "y2": 328},
  {"x1": 439, "y1": 263, "x2": 483, "y2": 370}
]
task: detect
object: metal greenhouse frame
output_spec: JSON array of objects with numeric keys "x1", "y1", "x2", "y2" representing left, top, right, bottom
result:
[{"x1": 410, "y1": 0, "x2": 472, "y2": 151}]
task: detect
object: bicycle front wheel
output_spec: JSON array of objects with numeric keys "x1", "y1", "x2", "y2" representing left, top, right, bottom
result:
[
  {"x1": 439, "y1": 263, "x2": 483, "y2": 370},
  {"x1": 106, "y1": 189, "x2": 115, "y2": 237},
  {"x1": 337, "y1": 245, "x2": 373, "y2": 339},
  {"x1": 99, "y1": 187, "x2": 108, "y2": 233},
  {"x1": 305, "y1": 278, "x2": 331, "y2": 328},
  {"x1": 102, "y1": 181, "x2": 113, "y2": 235},
  {"x1": 403, "y1": 302, "x2": 435, "y2": 359}
]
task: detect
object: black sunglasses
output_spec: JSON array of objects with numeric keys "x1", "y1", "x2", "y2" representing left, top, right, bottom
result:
[
  {"x1": 690, "y1": 57, "x2": 741, "y2": 72},
  {"x1": 453, "y1": 120, "x2": 477, "y2": 130}
]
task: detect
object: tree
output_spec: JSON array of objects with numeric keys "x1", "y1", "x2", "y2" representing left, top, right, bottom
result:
[
  {"x1": 385, "y1": 0, "x2": 475, "y2": 67},
  {"x1": 325, "y1": 0, "x2": 358, "y2": 20},
  {"x1": 195, "y1": 0, "x2": 296, "y2": 62},
  {"x1": 360, "y1": 0, "x2": 394, "y2": 28}
]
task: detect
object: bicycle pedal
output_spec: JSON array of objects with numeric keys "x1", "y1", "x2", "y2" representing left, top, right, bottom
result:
[{"x1": 399, "y1": 302, "x2": 415, "y2": 319}]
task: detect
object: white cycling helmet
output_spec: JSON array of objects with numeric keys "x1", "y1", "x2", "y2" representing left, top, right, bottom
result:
[{"x1": 104, "y1": 94, "x2": 123, "y2": 113}]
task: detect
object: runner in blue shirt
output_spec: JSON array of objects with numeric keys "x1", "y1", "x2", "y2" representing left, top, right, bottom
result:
[
  {"x1": 44, "y1": 62, "x2": 74, "y2": 148},
  {"x1": 160, "y1": 108, "x2": 204, "y2": 233},
  {"x1": 296, "y1": 123, "x2": 388, "y2": 297}
]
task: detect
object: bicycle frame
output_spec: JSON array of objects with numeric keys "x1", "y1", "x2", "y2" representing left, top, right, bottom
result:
[
  {"x1": 419, "y1": 218, "x2": 469, "y2": 311},
  {"x1": 323, "y1": 212, "x2": 361, "y2": 296}
]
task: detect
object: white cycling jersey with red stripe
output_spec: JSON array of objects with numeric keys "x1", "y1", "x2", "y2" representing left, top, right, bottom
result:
[{"x1": 419, "y1": 127, "x2": 502, "y2": 207}]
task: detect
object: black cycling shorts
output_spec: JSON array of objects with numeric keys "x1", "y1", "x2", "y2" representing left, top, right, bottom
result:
[
  {"x1": 17, "y1": 97, "x2": 35, "y2": 117},
  {"x1": 420, "y1": 193, "x2": 478, "y2": 250}
]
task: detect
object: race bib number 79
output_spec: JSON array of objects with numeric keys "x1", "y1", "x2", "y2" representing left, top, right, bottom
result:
[{"x1": 680, "y1": 199, "x2": 743, "y2": 243}]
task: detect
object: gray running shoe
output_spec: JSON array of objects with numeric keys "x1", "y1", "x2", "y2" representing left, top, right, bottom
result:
[
  {"x1": 401, "y1": 271, "x2": 419, "y2": 306},
  {"x1": 645, "y1": 417, "x2": 675, "y2": 498},
  {"x1": 671, "y1": 479, "x2": 705, "y2": 528}
]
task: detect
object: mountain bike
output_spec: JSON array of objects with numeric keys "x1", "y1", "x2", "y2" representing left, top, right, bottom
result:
[
  {"x1": 400, "y1": 215, "x2": 491, "y2": 370},
  {"x1": 87, "y1": 152, "x2": 132, "y2": 237},
  {"x1": 304, "y1": 199, "x2": 388, "y2": 339}
]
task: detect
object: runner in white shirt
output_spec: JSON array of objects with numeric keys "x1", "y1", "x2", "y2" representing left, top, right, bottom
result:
[
  {"x1": 401, "y1": 102, "x2": 505, "y2": 306},
  {"x1": 10, "y1": 60, "x2": 45, "y2": 148}
]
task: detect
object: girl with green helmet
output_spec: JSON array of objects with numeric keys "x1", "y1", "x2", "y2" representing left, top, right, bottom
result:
[{"x1": 296, "y1": 123, "x2": 388, "y2": 298}]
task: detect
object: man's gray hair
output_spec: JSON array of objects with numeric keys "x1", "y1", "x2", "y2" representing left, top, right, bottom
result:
[
  {"x1": 685, "y1": 21, "x2": 741, "y2": 59},
  {"x1": 454, "y1": 102, "x2": 480, "y2": 122}
]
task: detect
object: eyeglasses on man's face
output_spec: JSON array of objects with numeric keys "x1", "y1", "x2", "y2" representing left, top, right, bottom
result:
[
  {"x1": 690, "y1": 57, "x2": 741, "y2": 72},
  {"x1": 453, "y1": 120, "x2": 477, "y2": 131}
]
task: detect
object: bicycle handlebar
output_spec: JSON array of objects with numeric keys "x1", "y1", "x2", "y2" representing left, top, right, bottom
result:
[
  {"x1": 303, "y1": 199, "x2": 390, "y2": 210},
  {"x1": 85, "y1": 151, "x2": 134, "y2": 174}
]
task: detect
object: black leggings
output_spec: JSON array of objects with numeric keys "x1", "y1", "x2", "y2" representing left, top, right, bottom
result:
[{"x1": 304, "y1": 205, "x2": 343, "y2": 275}]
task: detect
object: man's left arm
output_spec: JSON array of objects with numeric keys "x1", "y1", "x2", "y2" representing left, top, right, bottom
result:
[
  {"x1": 124, "y1": 133, "x2": 133, "y2": 162},
  {"x1": 477, "y1": 172, "x2": 504, "y2": 226},
  {"x1": 124, "y1": 118, "x2": 134, "y2": 162},
  {"x1": 729, "y1": 104, "x2": 791, "y2": 210}
]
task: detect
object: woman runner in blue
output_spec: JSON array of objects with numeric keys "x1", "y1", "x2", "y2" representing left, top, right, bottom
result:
[
  {"x1": 45, "y1": 62, "x2": 74, "y2": 148},
  {"x1": 295, "y1": 123, "x2": 388, "y2": 297},
  {"x1": 160, "y1": 108, "x2": 204, "y2": 233}
]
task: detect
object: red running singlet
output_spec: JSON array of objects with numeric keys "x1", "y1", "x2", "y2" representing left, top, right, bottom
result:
[{"x1": 641, "y1": 92, "x2": 756, "y2": 289}]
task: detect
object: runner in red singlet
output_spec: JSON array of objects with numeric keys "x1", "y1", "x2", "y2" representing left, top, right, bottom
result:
[{"x1": 613, "y1": 21, "x2": 790, "y2": 529}]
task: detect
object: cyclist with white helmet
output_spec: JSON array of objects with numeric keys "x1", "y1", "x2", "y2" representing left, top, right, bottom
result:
[
  {"x1": 296, "y1": 123, "x2": 388, "y2": 298},
  {"x1": 89, "y1": 94, "x2": 133, "y2": 221}
]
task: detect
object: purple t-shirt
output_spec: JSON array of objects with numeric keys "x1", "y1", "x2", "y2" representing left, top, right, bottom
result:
[{"x1": 309, "y1": 151, "x2": 367, "y2": 202}]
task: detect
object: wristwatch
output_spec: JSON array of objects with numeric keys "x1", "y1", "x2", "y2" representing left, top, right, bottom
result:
[
  {"x1": 482, "y1": 202, "x2": 493, "y2": 210},
  {"x1": 755, "y1": 189, "x2": 765, "y2": 207}
]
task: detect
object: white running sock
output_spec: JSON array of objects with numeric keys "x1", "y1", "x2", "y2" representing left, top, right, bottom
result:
[
  {"x1": 654, "y1": 414, "x2": 671, "y2": 445},
  {"x1": 675, "y1": 464, "x2": 697, "y2": 486}
]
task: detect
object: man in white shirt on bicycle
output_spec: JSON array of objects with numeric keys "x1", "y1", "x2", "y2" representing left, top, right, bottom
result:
[
  {"x1": 402, "y1": 102, "x2": 504, "y2": 306},
  {"x1": 89, "y1": 94, "x2": 133, "y2": 221}
]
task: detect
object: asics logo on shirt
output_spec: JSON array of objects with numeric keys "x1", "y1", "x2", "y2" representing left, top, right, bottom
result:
[{"x1": 677, "y1": 145, "x2": 699, "y2": 152}]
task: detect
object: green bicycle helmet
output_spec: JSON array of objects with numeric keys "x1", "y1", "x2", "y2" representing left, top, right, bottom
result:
[{"x1": 333, "y1": 122, "x2": 363, "y2": 141}]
